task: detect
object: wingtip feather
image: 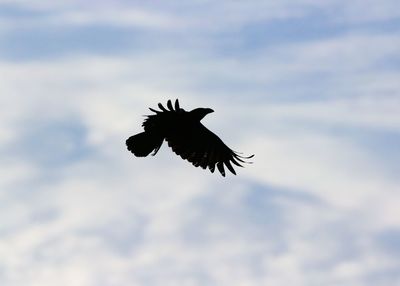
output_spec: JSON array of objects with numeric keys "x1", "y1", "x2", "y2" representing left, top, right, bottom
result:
[{"x1": 167, "y1": 100, "x2": 174, "y2": 111}]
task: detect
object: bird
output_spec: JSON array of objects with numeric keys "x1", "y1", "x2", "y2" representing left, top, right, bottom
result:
[{"x1": 125, "y1": 99, "x2": 254, "y2": 177}]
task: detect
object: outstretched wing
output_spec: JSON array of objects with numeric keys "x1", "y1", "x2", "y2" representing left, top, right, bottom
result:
[{"x1": 166, "y1": 123, "x2": 253, "y2": 177}]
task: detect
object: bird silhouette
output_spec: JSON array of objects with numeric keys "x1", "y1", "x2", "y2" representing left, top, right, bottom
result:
[{"x1": 126, "y1": 99, "x2": 253, "y2": 176}]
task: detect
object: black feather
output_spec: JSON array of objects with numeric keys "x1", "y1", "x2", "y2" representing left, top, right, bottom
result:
[{"x1": 167, "y1": 100, "x2": 174, "y2": 111}]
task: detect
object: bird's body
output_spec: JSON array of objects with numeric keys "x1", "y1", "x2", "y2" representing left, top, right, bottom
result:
[{"x1": 126, "y1": 99, "x2": 253, "y2": 176}]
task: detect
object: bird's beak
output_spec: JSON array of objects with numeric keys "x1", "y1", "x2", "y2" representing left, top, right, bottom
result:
[{"x1": 207, "y1": 108, "x2": 214, "y2": 114}]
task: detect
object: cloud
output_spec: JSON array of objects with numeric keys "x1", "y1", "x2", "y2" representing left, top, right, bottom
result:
[
  {"x1": 3, "y1": 0, "x2": 398, "y2": 36},
  {"x1": 246, "y1": 132, "x2": 396, "y2": 207},
  {"x1": 247, "y1": 95, "x2": 400, "y2": 132},
  {"x1": 0, "y1": 3, "x2": 179, "y2": 33},
  {"x1": 331, "y1": 0, "x2": 400, "y2": 23},
  {"x1": 1, "y1": 1, "x2": 400, "y2": 285}
]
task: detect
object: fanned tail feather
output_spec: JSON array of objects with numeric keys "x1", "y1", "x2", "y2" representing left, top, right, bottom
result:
[{"x1": 126, "y1": 132, "x2": 163, "y2": 157}]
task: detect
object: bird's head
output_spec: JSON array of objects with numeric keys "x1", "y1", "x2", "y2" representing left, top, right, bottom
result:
[{"x1": 190, "y1": 108, "x2": 214, "y2": 121}]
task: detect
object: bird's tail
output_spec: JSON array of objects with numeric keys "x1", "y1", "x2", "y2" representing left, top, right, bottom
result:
[{"x1": 126, "y1": 132, "x2": 164, "y2": 157}]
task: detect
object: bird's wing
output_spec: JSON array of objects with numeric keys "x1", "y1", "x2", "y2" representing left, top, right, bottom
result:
[{"x1": 166, "y1": 123, "x2": 253, "y2": 177}]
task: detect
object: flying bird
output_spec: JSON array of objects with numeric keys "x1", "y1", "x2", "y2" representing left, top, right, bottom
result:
[{"x1": 125, "y1": 99, "x2": 253, "y2": 176}]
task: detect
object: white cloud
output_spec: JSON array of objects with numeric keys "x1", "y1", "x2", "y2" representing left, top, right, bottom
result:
[
  {"x1": 0, "y1": 3, "x2": 179, "y2": 31},
  {"x1": 2, "y1": 0, "x2": 398, "y2": 34},
  {"x1": 246, "y1": 132, "x2": 399, "y2": 208},
  {"x1": 56, "y1": 9, "x2": 179, "y2": 29},
  {"x1": 0, "y1": 161, "x2": 38, "y2": 199},
  {"x1": 245, "y1": 95, "x2": 400, "y2": 132},
  {"x1": 332, "y1": 0, "x2": 400, "y2": 23}
]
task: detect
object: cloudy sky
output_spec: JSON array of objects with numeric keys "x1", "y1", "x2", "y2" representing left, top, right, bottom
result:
[{"x1": 1, "y1": 1, "x2": 400, "y2": 285}]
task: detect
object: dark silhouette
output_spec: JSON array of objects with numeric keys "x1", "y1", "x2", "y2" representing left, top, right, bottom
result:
[{"x1": 126, "y1": 99, "x2": 254, "y2": 176}]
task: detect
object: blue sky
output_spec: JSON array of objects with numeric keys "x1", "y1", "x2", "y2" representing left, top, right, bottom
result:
[{"x1": 1, "y1": 1, "x2": 400, "y2": 285}]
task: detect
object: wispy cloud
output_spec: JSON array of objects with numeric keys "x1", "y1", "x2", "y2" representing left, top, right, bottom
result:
[{"x1": 0, "y1": 6, "x2": 178, "y2": 34}]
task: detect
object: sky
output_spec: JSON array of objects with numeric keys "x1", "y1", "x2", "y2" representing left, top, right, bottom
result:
[{"x1": 0, "y1": 1, "x2": 400, "y2": 285}]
